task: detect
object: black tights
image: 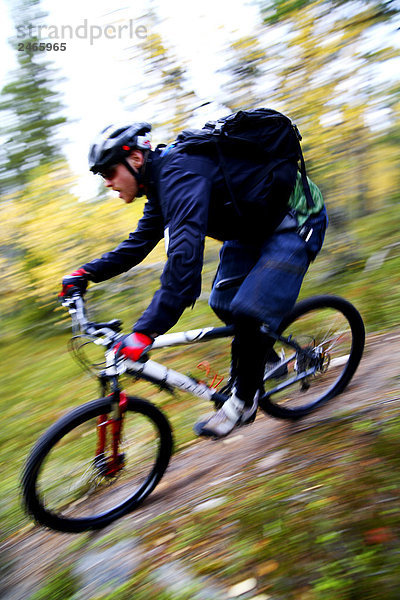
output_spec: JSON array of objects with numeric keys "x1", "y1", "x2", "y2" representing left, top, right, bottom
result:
[{"x1": 232, "y1": 318, "x2": 278, "y2": 406}]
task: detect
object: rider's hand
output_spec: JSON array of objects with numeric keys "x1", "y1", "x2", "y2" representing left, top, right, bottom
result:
[
  {"x1": 114, "y1": 332, "x2": 153, "y2": 362},
  {"x1": 59, "y1": 268, "x2": 89, "y2": 299}
]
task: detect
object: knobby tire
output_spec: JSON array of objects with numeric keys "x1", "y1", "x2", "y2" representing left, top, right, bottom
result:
[
  {"x1": 259, "y1": 295, "x2": 365, "y2": 420},
  {"x1": 22, "y1": 396, "x2": 172, "y2": 533}
]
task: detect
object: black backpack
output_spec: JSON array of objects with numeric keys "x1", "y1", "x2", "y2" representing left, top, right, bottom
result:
[{"x1": 171, "y1": 108, "x2": 314, "y2": 229}]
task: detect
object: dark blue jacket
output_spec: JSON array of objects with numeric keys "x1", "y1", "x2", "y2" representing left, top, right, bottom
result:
[{"x1": 82, "y1": 147, "x2": 291, "y2": 334}]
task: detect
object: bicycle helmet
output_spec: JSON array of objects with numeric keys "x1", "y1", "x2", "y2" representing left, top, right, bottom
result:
[{"x1": 88, "y1": 122, "x2": 152, "y2": 177}]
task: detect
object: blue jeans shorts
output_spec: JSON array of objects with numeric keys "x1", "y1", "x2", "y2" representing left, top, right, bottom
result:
[{"x1": 209, "y1": 208, "x2": 328, "y2": 331}]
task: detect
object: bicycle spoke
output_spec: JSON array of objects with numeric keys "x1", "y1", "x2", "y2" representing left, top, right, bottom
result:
[
  {"x1": 262, "y1": 302, "x2": 359, "y2": 413},
  {"x1": 36, "y1": 410, "x2": 161, "y2": 520}
]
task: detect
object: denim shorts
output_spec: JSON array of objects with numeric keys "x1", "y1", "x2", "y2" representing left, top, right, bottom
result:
[{"x1": 209, "y1": 208, "x2": 328, "y2": 331}]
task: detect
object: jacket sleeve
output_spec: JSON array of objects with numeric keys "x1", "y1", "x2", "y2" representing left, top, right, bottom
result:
[
  {"x1": 82, "y1": 197, "x2": 164, "y2": 282},
  {"x1": 134, "y1": 162, "x2": 211, "y2": 335}
]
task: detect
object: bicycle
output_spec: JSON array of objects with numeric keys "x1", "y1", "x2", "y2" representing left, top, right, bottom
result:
[{"x1": 22, "y1": 292, "x2": 365, "y2": 533}]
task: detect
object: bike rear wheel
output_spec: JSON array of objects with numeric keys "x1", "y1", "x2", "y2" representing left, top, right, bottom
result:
[
  {"x1": 22, "y1": 396, "x2": 172, "y2": 533},
  {"x1": 259, "y1": 295, "x2": 365, "y2": 420}
]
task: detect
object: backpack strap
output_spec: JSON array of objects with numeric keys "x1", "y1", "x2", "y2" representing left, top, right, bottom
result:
[
  {"x1": 299, "y1": 151, "x2": 315, "y2": 210},
  {"x1": 293, "y1": 124, "x2": 315, "y2": 210},
  {"x1": 211, "y1": 122, "x2": 244, "y2": 217}
]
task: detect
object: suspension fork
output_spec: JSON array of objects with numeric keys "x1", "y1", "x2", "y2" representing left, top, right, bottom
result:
[
  {"x1": 96, "y1": 375, "x2": 109, "y2": 457},
  {"x1": 95, "y1": 375, "x2": 128, "y2": 475}
]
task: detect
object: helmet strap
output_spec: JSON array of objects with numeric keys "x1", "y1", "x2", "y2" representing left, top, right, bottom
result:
[
  {"x1": 123, "y1": 150, "x2": 152, "y2": 197},
  {"x1": 122, "y1": 158, "x2": 147, "y2": 196},
  {"x1": 122, "y1": 158, "x2": 141, "y2": 183}
]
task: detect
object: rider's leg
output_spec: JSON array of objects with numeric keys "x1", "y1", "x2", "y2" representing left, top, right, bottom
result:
[
  {"x1": 231, "y1": 209, "x2": 329, "y2": 401},
  {"x1": 198, "y1": 215, "x2": 326, "y2": 438},
  {"x1": 230, "y1": 322, "x2": 286, "y2": 398},
  {"x1": 231, "y1": 318, "x2": 274, "y2": 406}
]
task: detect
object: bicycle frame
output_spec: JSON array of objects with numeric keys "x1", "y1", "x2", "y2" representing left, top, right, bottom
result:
[
  {"x1": 101, "y1": 327, "x2": 232, "y2": 406},
  {"x1": 64, "y1": 293, "x2": 321, "y2": 408}
]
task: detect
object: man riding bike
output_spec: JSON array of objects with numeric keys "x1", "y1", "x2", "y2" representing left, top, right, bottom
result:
[{"x1": 61, "y1": 121, "x2": 328, "y2": 438}]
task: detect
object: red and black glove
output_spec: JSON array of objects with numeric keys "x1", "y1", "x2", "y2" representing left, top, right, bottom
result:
[
  {"x1": 114, "y1": 332, "x2": 153, "y2": 362},
  {"x1": 59, "y1": 268, "x2": 89, "y2": 299}
]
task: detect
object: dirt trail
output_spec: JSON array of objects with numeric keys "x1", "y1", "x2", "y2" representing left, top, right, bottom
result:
[{"x1": 2, "y1": 329, "x2": 400, "y2": 599}]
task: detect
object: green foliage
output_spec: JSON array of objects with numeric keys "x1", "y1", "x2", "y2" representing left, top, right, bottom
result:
[
  {"x1": 70, "y1": 410, "x2": 395, "y2": 600},
  {"x1": 0, "y1": 161, "x2": 162, "y2": 325},
  {"x1": 28, "y1": 567, "x2": 77, "y2": 600},
  {"x1": 144, "y1": 415, "x2": 400, "y2": 599},
  {"x1": 263, "y1": 0, "x2": 400, "y2": 25}
]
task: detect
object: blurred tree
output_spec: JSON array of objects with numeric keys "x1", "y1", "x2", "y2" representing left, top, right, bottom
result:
[
  {"x1": 124, "y1": 9, "x2": 198, "y2": 141},
  {"x1": 377, "y1": 82, "x2": 400, "y2": 198},
  {"x1": 221, "y1": 34, "x2": 267, "y2": 110},
  {"x1": 256, "y1": 0, "x2": 400, "y2": 224},
  {"x1": 0, "y1": 160, "x2": 166, "y2": 320},
  {"x1": 0, "y1": 0, "x2": 67, "y2": 193}
]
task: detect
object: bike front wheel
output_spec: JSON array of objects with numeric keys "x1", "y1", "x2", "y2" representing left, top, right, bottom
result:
[
  {"x1": 259, "y1": 295, "x2": 365, "y2": 420},
  {"x1": 22, "y1": 396, "x2": 173, "y2": 533}
]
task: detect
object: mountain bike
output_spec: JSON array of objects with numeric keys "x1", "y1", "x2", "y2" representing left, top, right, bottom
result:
[{"x1": 22, "y1": 292, "x2": 365, "y2": 533}]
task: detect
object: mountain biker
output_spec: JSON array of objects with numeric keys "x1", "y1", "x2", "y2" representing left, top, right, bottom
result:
[{"x1": 60, "y1": 122, "x2": 328, "y2": 438}]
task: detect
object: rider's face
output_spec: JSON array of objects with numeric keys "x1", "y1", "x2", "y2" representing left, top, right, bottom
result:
[{"x1": 102, "y1": 151, "x2": 144, "y2": 204}]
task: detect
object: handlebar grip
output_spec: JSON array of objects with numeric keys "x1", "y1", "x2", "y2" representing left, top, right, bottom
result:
[
  {"x1": 69, "y1": 294, "x2": 89, "y2": 331},
  {"x1": 88, "y1": 319, "x2": 123, "y2": 332}
]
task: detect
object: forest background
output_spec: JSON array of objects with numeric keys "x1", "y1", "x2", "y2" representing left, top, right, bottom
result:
[
  {"x1": 1, "y1": 0, "x2": 400, "y2": 597},
  {"x1": 1, "y1": 0, "x2": 399, "y2": 333}
]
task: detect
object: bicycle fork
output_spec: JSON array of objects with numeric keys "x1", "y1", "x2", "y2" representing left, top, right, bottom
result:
[{"x1": 95, "y1": 376, "x2": 127, "y2": 477}]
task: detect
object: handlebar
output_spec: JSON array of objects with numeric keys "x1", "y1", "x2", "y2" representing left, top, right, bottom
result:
[{"x1": 62, "y1": 293, "x2": 122, "y2": 341}]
